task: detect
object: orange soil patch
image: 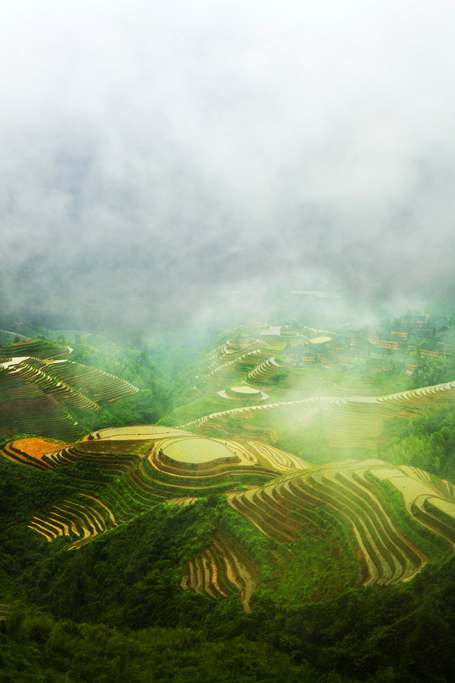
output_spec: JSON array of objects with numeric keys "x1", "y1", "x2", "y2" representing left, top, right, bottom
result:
[{"x1": 12, "y1": 438, "x2": 68, "y2": 461}]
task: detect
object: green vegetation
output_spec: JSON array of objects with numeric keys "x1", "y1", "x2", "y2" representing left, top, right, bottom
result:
[
  {"x1": 5, "y1": 527, "x2": 455, "y2": 681},
  {"x1": 1, "y1": 612, "x2": 313, "y2": 683},
  {"x1": 380, "y1": 403, "x2": 455, "y2": 479},
  {"x1": 414, "y1": 354, "x2": 455, "y2": 387},
  {"x1": 275, "y1": 512, "x2": 358, "y2": 603},
  {"x1": 3, "y1": 301, "x2": 455, "y2": 682}
]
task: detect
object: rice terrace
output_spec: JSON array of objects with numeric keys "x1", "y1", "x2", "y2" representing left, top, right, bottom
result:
[{"x1": 3, "y1": 299, "x2": 455, "y2": 681}]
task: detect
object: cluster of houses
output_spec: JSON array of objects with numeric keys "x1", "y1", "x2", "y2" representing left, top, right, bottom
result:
[
  {"x1": 370, "y1": 314, "x2": 453, "y2": 374},
  {"x1": 279, "y1": 313, "x2": 454, "y2": 376}
]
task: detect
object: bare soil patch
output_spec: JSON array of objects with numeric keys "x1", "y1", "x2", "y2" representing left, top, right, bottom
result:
[{"x1": 12, "y1": 437, "x2": 68, "y2": 461}]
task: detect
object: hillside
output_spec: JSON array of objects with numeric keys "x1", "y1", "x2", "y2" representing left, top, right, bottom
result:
[
  {"x1": 0, "y1": 339, "x2": 139, "y2": 442},
  {"x1": 2, "y1": 309, "x2": 455, "y2": 682},
  {"x1": 3, "y1": 420, "x2": 455, "y2": 612}
]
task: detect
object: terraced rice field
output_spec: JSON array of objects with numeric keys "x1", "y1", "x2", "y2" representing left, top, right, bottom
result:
[
  {"x1": 180, "y1": 532, "x2": 258, "y2": 612},
  {"x1": 2, "y1": 426, "x2": 308, "y2": 553},
  {"x1": 247, "y1": 357, "x2": 282, "y2": 384},
  {"x1": 0, "y1": 372, "x2": 82, "y2": 442},
  {"x1": 1, "y1": 437, "x2": 68, "y2": 470},
  {"x1": 206, "y1": 347, "x2": 273, "y2": 389},
  {"x1": 203, "y1": 327, "x2": 338, "y2": 393},
  {"x1": 217, "y1": 386, "x2": 269, "y2": 401},
  {"x1": 28, "y1": 493, "x2": 118, "y2": 549},
  {"x1": 163, "y1": 438, "x2": 237, "y2": 464},
  {"x1": 309, "y1": 336, "x2": 332, "y2": 344},
  {"x1": 5, "y1": 408, "x2": 455, "y2": 608},
  {"x1": 0, "y1": 352, "x2": 138, "y2": 440},
  {"x1": 47, "y1": 360, "x2": 138, "y2": 403},
  {"x1": 227, "y1": 459, "x2": 455, "y2": 586},
  {"x1": 0, "y1": 340, "x2": 71, "y2": 361},
  {"x1": 179, "y1": 380, "x2": 455, "y2": 449}
]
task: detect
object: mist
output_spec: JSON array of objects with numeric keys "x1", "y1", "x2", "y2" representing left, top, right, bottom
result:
[{"x1": 2, "y1": 1, "x2": 455, "y2": 332}]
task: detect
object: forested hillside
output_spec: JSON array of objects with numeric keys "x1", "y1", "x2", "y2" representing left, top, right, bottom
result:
[{"x1": 2, "y1": 301, "x2": 455, "y2": 682}]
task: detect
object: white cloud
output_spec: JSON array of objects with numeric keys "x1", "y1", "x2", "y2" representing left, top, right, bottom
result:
[{"x1": 2, "y1": 1, "x2": 455, "y2": 325}]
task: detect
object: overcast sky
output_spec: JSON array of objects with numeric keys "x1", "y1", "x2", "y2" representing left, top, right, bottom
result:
[{"x1": 2, "y1": 1, "x2": 455, "y2": 328}]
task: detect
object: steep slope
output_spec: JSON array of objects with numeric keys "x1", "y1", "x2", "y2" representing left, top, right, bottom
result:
[
  {"x1": 0, "y1": 343, "x2": 138, "y2": 440},
  {"x1": 2, "y1": 426, "x2": 455, "y2": 611}
]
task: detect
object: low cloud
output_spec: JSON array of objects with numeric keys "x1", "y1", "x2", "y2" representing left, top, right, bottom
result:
[{"x1": 2, "y1": 1, "x2": 455, "y2": 330}]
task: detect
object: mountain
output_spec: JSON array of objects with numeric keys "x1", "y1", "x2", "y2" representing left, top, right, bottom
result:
[{"x1": 2, "y1": 311, "x2": 455, "y2": 682}]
